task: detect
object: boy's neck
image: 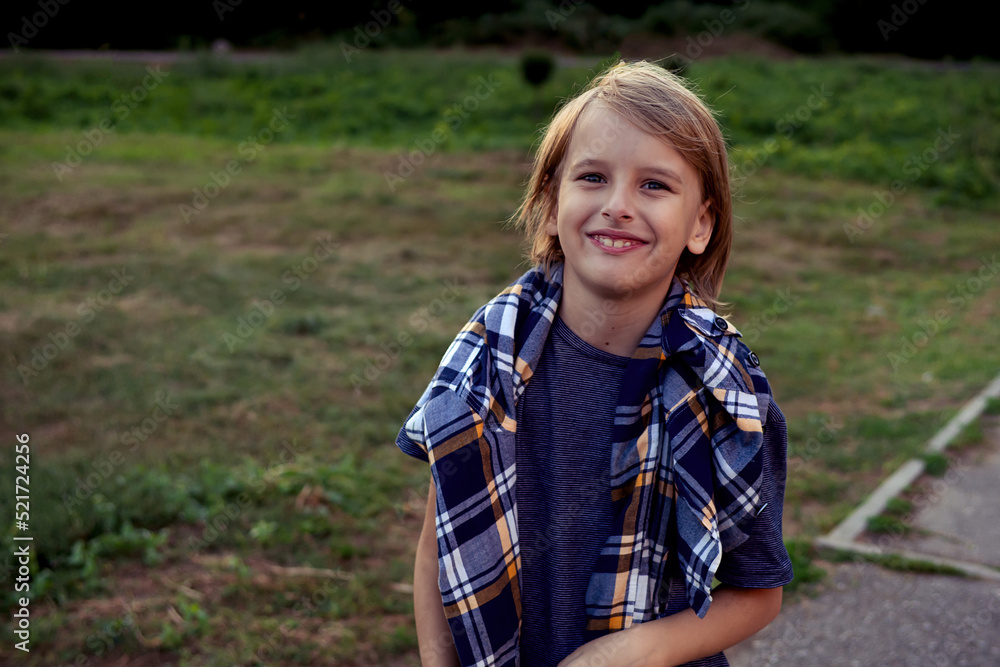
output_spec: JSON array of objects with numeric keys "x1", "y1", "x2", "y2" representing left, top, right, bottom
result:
[{"x1": 557, "y1": 277, "x2": 672, "y2": 357}]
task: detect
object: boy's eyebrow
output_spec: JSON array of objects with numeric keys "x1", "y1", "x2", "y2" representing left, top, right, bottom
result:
[
  {"x1": 645, "y1": 166, "x2": 685, "y2": 183},
  {"x1": 570, "y1": 158, "x2": 685, "y2": 183}
]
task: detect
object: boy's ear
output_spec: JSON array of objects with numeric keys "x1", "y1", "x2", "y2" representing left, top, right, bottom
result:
[
  {"x1": 686, "y1": 199, "x2": 715, "y2": 255},
  {"x1": 545, "y1": 203, "x2": 558, "y2": 236}
]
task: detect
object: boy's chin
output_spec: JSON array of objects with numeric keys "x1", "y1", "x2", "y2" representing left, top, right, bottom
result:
[
  {"x1": 603, "y1": 266, "x2": 674, "y2": 291},
  {"x1": 592, "y1": 277, "x2": 674, "y2": 302}
]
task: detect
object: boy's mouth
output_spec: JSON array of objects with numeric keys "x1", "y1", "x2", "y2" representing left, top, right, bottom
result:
[{"x1": 589, "y1": 233, "x2": 646, "y2": 249}]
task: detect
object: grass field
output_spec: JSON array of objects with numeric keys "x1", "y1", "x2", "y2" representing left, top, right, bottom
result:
[{"x1": 1, "y1": 47, "x2": 999, "y2": 665}]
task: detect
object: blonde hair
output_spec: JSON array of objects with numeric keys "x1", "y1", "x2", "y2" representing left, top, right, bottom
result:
[{"x1": 513, "y1": 60, "x2": 732, "y2": 310}]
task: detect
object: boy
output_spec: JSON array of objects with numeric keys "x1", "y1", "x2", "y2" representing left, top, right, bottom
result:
[{"x1": 398, "y1": 60, "x2": 793, "y2": 667}]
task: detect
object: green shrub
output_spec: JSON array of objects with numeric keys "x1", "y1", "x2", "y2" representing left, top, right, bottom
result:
[
  {"x1": 520, "y1": 51, "x2": 555, "y2": 89},
  {"x1": 867, "y1": 497, "x2": 914, "y2": 535},
  {"x1": 922, "y1": 452, "x2": 949, "y2": 477}
]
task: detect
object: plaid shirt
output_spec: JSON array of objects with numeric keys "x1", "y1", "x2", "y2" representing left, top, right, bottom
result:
[{"x1": 397, "y1": 265, "x2": 773, "y2": 667}]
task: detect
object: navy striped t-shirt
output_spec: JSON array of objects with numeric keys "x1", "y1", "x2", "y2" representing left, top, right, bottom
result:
[{"x1": 516, "y1": 315, "x2": 793, "y2": 666}]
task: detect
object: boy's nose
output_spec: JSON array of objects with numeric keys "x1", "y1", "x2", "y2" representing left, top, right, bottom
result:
[{"x1": 602, "y1": 183, "x2": 634, "y2": 222}]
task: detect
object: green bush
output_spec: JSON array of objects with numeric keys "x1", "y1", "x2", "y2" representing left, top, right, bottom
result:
[
  {"x1": 520, "y1": 50, "x2": 555, "y2": 88},
  {"x1": 922, "y1": 452, "x2": 949, "y2": 477}
]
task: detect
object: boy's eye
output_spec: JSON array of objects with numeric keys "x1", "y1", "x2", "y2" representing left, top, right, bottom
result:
[
  {"x1": 643, "y1": 181, "x2": 671, "y2": 191},
  {"x1": 577, "y1": 174, "x2": 673, "y2": 191}
]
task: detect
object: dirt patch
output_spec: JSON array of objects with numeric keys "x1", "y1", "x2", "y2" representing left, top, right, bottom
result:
[
  {"x1": 115, "y1": 292, "x2": 211, "y2": 320},
  {"x1": 733, "y1": 220, "x2": 842, "y2": 278},
  {"x1": 5, "y1": 188, "x2": 181, "y2": 235},
  {"x1": 38, "y1": 538, "x2": 374, "y2": 661},
  {"x1": 0, "y1": 310, "x2": 19, "y2": 332}
]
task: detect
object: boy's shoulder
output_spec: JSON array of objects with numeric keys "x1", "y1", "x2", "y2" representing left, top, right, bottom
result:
[{"x1": 670, "y1": 295, "x2": 778, "y2": 426}]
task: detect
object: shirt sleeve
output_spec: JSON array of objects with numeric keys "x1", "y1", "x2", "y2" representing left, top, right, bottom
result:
[
  {"x1": 396, "y1": 403, "x2": 430, "y2": 462},
  {"x1": 714, "y1": 399, "x2": 794, "y2": 588}
]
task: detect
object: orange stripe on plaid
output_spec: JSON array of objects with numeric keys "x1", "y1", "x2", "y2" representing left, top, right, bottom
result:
[
  {"x1": 427, "y1": 417, "x2": 482, "y2": 464},
  {"x1": 445, "y1": 571, "x2": 517, "y2": 618},
  {"x1": 609, "y1": 426, "x2": 652, "y2": 630},
  {"x1": 489, "y1": 396, "x2": 517, "y2": 432},
  {"x1": 444, "y1": 418, "x2": 522, "y2": 619},
  {"x1": 461, "y1": 321, "x2": 487, "y2": 338},
  {"x1": 631, "y1": 346, "x2": 663, "y2": 360},
  {"x1": 701, "y1": 498, "x2": 717, "y2": 531},
  {"x1": 515, "y1": 355, "x2": 533, "y2": 382},
  {"x1": 709, "y1": 387, "x2": 763, "y2": 433}
]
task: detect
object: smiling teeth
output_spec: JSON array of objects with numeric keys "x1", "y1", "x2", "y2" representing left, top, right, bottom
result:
[{"x1": 593, "y1": 235, "x2": 639, "y2": 248}]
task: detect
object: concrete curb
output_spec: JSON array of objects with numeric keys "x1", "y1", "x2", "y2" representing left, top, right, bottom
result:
[
  {"x1": 815, "y1": 370, "x2": 1000, "y2": 572},
  {"x1": 814, "y1": 536, "x2": 1000, "y2": 581}
]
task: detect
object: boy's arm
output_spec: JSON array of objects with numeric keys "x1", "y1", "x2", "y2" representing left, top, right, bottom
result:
[
  {"x1": 414, "y1": 480, "x2": 461, "y2": 667},
  {"x1": 558, "y1": 584, "x2": 783, "y2": 667}
]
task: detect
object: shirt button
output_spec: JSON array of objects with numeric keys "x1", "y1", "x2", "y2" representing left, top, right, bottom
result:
[
  {"x1": 714, "y1": 317, "x2": 728, "y2": 331},
  {"x1": 748, "y1": 351, "x2": 760, "y2": 367}
]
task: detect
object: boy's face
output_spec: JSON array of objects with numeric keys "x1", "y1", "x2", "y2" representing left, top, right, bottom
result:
[{"x1": 546, "y1": 104, "x2": 714, "y2": 307}]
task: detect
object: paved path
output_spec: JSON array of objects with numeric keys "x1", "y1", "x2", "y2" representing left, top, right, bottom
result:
[
  {"x1": 728, "y1": 420, "x2": 1000, "y2": 666},
  {"x1": 728, "y1": 560, "x2": 1000, "y2": 666}
]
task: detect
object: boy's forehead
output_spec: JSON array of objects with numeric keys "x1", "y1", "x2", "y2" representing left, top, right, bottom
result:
[
  {"x1": 569, "y1": 103, "x2": 630, "y2": 148},
  {"x1": 565, "y1": 104, "x2": 685, "y2": 168}
]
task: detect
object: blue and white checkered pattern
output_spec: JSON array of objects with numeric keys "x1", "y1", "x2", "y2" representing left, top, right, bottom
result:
[{"x1": 397, "y1": 265, "x2": 773, "y2": 666}]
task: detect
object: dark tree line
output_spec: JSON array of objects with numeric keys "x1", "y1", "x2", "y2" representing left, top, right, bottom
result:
[{"x1": 2, "y1": 1, "x2": 996, "y2": 60}]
